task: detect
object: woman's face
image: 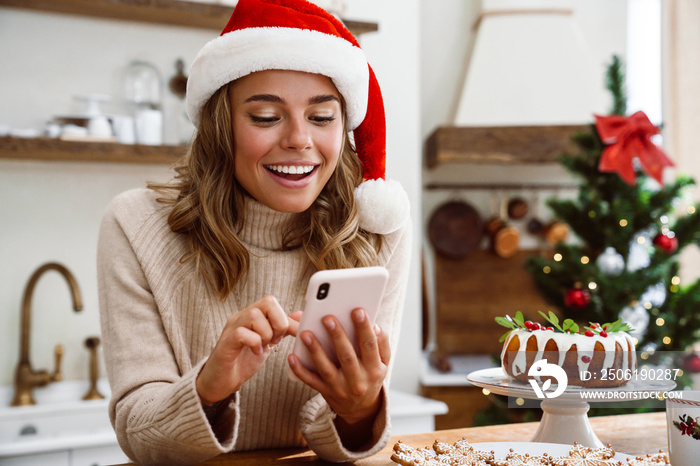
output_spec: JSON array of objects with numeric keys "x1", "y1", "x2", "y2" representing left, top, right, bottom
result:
[{"x1": 229, "y1": 70, "x2": 344, "y2": 213}]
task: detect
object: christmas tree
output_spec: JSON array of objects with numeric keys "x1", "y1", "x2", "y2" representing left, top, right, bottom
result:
[{"x1": 525, "y1": 56, "x2": 700, "y2": 364}]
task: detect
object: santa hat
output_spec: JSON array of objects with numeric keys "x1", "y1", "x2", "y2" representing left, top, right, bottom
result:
[{"x1": 186, "y1": 0, "x2": 409, "y2": 234}]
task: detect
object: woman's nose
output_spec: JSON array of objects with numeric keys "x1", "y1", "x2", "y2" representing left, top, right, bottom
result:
[{"x1": 282, "y1": 117, "x2": 312, "y2": 151}]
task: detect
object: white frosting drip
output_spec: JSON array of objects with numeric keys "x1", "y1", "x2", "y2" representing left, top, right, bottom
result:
[{"x1": 500, "y1": 329, "x2": 636, "y2": 380}]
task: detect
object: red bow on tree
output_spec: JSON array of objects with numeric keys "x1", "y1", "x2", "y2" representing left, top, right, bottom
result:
[{"x1": 594, "y1": 111, "x2": 673, "y2": 185}]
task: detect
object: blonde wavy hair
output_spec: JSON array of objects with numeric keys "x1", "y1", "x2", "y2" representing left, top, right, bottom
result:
[{"x1": 149, "y1": 81, "x2": 382, "y2": 299}]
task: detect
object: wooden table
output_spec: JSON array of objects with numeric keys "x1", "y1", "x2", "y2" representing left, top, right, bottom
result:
[{"x1": 113, "y1": 411, "x2": 667, "y2": 465}]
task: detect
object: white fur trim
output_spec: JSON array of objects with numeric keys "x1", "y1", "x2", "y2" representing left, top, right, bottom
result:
[
  {"x1": 186, "y1": 27, "x2": 369, "y2": 129},
  {"x1": 354, "y1": 178, "x2": 410, "y2": 235}
]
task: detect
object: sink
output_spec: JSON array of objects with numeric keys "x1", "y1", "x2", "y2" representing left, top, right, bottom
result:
[{"x1": 0, "y1": 379, "x2": 118, "y2": 457}]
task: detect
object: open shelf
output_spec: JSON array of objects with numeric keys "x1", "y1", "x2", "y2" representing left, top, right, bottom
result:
[
  {"x1": 0, "y1": 0, "x2": 378, "y2": 165},
  {"x1": 425, "y1": 125, "x2": 590, "y2": 168},
  {"x1": 0, "y1": 0, "x2": 379, "y2": 35},
  {"x1": 0, "y1": 136, "x2": 185, "y2": 165}
]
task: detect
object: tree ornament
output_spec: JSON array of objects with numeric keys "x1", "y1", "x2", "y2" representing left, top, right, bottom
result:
[
  {"x1": 683, "y1": 354, "x2": 700, "y2": 373},
  {"x1": 596, "y1": 247, "x2": 625, "y2": 275},
  {"x1": 594, "y1": 111, "x2": 674, "y2": 185},
  {"x1": 626, "y1": 236, "x2": 652, "y2": 272},
  {"x1": 640, "y1": 282, "x2": 667, "y2": 308},
  {"x1": 653, "y1": 231, "x2": 678, "y2": 254},
  {"x1": 564, "y1": 287, "x2": 590, "y2": 309},
  {"x1": 619, "y1": 304, "x2": 649, "y2": 340}
]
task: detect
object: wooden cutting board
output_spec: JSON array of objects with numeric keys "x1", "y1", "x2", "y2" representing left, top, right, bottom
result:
[{"x1": 433, "y1": 248, "x2": 557, "y2": 355}]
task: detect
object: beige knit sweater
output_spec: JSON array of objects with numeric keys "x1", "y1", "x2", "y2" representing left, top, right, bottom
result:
[{"x1": 97, "y1": 188, "x2": 411, "y2": 465}]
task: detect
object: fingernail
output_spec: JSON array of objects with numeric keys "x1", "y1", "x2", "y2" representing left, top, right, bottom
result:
[
  {"x1": 374, "y1": 324, "x2": 381, "y2": 336},
  {"x1": 302, "y1": 333, "x2": 312, "y2": 346},
  {"x1": 323, "y1": 317, "x2": 336, "y2": 330},
  {"x1": 353, "y1": 308, "x2": 365, "y2": 323},
  {"x1": 272, "y1": 336, "x2": 282, "y2": 346},
  {"x1": 288, "y1": 355, "x2": 296, "y2": 366}
]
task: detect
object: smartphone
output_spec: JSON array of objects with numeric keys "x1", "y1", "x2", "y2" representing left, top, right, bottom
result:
[{"x1": 288, "y1": 266, "x2": 389, "y2": 381}]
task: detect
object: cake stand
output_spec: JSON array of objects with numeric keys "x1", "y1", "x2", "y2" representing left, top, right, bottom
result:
[{"x1": 467, "y1": 367, "x2": 676, "y2": 448}]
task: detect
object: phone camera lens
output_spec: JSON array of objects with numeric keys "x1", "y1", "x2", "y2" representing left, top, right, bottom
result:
[{"x1": 317, "y1": 283, "x2": 330, "y2": 300}]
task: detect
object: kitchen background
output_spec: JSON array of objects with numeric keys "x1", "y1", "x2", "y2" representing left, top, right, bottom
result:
[{"x1": 1, "y1": 0, "x2": 699, "y2": 403}]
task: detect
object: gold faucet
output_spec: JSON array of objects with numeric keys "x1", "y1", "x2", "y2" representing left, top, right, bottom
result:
[
  {"x1": 11, "y1": 262, "x2": 83, "y2": 406},
  {"x1": 82, "y1": 337, "x2": 105, "y2": 401}
]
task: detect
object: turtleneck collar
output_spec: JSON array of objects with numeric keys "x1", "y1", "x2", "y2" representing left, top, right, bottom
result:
[{"x1": 237, "y1": 195, "x2": 300, "y2": 251}]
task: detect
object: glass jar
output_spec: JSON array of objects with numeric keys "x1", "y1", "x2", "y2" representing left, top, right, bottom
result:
[{"x1": 124, "y1": 60, "x2": 162, "y2": 108}]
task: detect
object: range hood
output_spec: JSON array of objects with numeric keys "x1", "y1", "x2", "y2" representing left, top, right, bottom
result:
[{"x1": 453, "y1": 0, "x2": 601, "y2": 126}]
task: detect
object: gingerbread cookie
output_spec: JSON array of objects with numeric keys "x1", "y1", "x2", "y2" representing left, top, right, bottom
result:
[
  {"x1": 492, "y1": 450, "x2": 553, "y2": 466},
  {"x1": 622, "y1": 452, "x2": 670, "y2": 465},
  {"x1": 392, "y1": 439, "x2": 493, "y2": 466},
  {"x1": 389, "y1": 440, "x2": 668, "y2": 466}
]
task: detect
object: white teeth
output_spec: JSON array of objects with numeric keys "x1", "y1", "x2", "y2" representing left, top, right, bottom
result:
[{"x1": 268, "y1": 165, "x2": 314, "y2": 175}]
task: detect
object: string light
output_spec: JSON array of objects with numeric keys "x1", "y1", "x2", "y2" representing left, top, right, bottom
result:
[
  {"x1": 581, "y1": 256, "x2": 590, "y2": 265},
  {"x1": 482, "y1": 388, "x2": 490, "y2": 396},
  {"x1": 619, "y1": 219, "x2": 628, "y2": 227},
  {"x1": 688, "y1": 206, "x2": 696, "y2": 214},
  {"x1": 637, "y1": 236, "x2": 646, "y2": 245},
  {"x1": 663, "y1": 336, "x2": 672, "y2": 345},
  {"x1": 670, "y1": 285, "x2": 680, "y2": 293},
  {"x1": 640, "y1": 352, "x2": 649, "y2": 360},
  {"x1": 588, "y1": 210, "x2": 596, "y2": 218},
  {"x1": 554, "y1": 254, "x2": 563, "y2": 262},
  {"x1": 515, "y1": 398, "x2": 525, "y2": 406},
  {"x1": 588, "y1": 282, "x2": 597, "y2": 290},
  {"x1": 543, "y1": 266, "x2": 551, "y2": 274},
  {"x1": 644, "y1": 302, "x2": 652, "y2": 310},
  {"x1": 672, "y1": 276, "x2": 681, "y2": 286},
  {"x1": 656, "y1": 318, "x2": 665, "y2": 326}
]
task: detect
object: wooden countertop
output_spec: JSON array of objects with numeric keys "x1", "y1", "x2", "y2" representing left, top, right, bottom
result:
[{"x1": 112, "y1": 411, "x2": 668, "y2": 465}]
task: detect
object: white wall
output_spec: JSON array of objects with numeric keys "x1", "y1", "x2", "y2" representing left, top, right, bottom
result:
[{"x1": 0, "y1": 3, "x2": 422, "y2": 393}]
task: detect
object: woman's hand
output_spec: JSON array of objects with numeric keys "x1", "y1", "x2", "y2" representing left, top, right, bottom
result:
[
  {"x1": 287, "y1": 308, "x2": 390, "y2": 448},
  {"x1": 196, "y1": 295, "x2": 300, "y2": 406}
]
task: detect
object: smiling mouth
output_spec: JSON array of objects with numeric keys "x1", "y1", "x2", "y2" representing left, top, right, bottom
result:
[{"x1": 265, "y1": 164, "x2": 317, "y2": 181}]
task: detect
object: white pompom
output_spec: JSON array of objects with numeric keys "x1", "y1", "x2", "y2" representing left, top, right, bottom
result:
[{"x1": 354, "y1": 178, "x2": 410, "y2": 234}]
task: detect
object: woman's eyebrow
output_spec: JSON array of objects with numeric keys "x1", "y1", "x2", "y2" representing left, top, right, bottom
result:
[
  {"x1": 309, "y1": 95, "x2": 340, "y2": 105},
  {"x1": 243, "y1": 94, "x2": 339, "y2": 105},
  {"x1": 245, "y1": 94, "x2": 284, "y2": 103}
]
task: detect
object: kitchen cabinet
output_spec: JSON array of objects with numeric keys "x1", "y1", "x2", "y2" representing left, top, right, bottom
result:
[
  {"x1": 2, "y1": 445, "x2": 127, "y2": 466},
  {"x1": 0, "y1": 451, "x2": 70, "y2": 466}
]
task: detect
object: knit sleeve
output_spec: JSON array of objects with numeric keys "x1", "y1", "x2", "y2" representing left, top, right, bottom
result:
[
  {"x1": 298, "y1": 216, "x2": 413, "y2": 462},
  {"x1": 97, "y1": 192, "x2": 239, "y2": 465}
]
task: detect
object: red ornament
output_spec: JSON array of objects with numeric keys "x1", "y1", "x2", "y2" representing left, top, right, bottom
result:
[
  {"x1": 684, "y1": 354, "x2": 700, "y2": 373},
  {"x1": 653, "y1": 231, "x2": 678, "y2": 254},
  {"x1": 594, "y1": 111, "x2": 674, "y2": 185},
  {"x1": 564, "y1": 288, "x2": 590, "y2": 309}
]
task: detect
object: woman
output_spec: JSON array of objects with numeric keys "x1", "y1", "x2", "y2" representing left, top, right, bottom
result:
[{"x1": 97, "y1": 0, "x2": 411, "y2": 464}]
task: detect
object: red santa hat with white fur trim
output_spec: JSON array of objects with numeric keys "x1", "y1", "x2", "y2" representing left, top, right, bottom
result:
[{"x1": 186, "y1": 0, "x2": 409, "y2": 234}]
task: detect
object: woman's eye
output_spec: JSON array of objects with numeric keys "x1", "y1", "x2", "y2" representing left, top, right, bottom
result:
[
  {"x1": 249, "y1": 114, "x2": 279, "y2": 125},
  {"x1": 309, "y1": 115, "x2": 336, "y2": 125}
]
